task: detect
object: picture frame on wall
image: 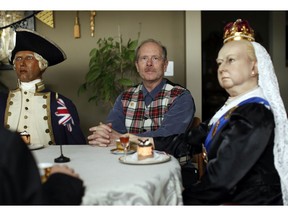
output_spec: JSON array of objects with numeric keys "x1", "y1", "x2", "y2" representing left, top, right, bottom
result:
[{"x1": 0, "y1": 11, "x2": 36, "y2": 70}]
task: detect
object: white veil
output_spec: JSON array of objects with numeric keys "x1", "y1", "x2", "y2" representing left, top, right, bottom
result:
[{"x1": 252, "y1": 42, "x2": 288, "y2": 205}]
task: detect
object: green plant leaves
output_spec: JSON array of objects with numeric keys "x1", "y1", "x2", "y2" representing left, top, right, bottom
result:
[
  {"x1": 78, "y1": 35, "x2": 140, "y2": 106},
  {"x1": 118, "y1": 78, "x2": 134, "y2": 87}
]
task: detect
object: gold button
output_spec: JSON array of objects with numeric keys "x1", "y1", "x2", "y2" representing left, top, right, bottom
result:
[
  {"x1": 43, "y1": 116, "x2": 48, "y2": 120},
  {"x1": 24, "y1": 115, "x2": 28, "y2": 119},
  {"x1": 42, "y1": 104, "x2": 47, "y2": 109},
  {"x1": 24, "y1": 91, "x2": 27, "y2": 94},
  {"x1": 9, "y1": 101, "x2": 13, "y2": 105},
  {"x1": 5, "y1": 124, "x2": 10, "y2": 129},
  {"x1": 24, "y1": 125, "x2": 28, "y2": 129},
  {"x1": 11, "y1": 93, "x2": 15, "y2": 97},
  {"x1": 25, "y1": 107, "x2": 28, "y2": 110},
  {"x1": 26, "y1": 99, "x2": 29, "y2": 102},
  {"x1": 45, "y1": 129, "x2": 50, "y2": 133},
  {"x1": 8, "y1": 112, "x2": 11, "y2": 116},
  {"x1": 43, "y1": 95, "x2": 47, "y2": 99},
  {"x1": 48, "y1": 141, "x2": 53, "y2": 145}
]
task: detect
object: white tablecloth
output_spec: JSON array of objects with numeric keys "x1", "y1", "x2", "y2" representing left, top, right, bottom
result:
[{"x1": 32, "y1": 145, "x2": 183, "y2": 205}]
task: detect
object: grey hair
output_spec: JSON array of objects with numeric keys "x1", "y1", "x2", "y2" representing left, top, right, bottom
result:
[{"x1": 135, "y1": 38, "x2": 167, "y2": 61}]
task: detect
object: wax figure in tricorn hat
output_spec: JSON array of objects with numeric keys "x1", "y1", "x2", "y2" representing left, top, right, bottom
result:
[
  {"x1": 9, "y1": 28, "x2": 66, "y2": 66},
  {"x1": 0, "y1": 28, "x2": 86, "y2": 148}
]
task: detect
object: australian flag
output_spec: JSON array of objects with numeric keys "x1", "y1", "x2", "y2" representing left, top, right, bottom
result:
[{"x1": 55, "y1": 98, "x2": 74, "y2": 132}]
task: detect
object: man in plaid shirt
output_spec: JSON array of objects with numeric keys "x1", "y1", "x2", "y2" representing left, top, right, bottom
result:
[{"x1": 88, "y1": 39, "x2": 195, "y2": 148}]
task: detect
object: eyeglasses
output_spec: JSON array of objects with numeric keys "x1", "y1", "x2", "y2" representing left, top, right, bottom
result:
[
  {"x1": 14, "y1": 55, "x2": 36, "y2": 62},
  {"x1": 138, "y1": 55, "x2": 163, "y2": 64}
]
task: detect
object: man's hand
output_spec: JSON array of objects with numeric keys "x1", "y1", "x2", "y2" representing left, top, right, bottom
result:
[{"x1": 87, "y1": 123, "x2": 121, "y2": 146}]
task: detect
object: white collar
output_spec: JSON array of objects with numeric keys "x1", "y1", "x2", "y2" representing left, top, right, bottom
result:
[
  {"x1": 19, "y1": 79, "x2": 42, "y2": 92},
  {"x1": 209, "y1": 86, "x2": 265, "y2": 126}
]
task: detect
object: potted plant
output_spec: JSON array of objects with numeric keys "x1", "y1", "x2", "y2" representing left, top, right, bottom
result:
[{"x1": 78, "y1": 33, "x2": 140, "y2": 107}]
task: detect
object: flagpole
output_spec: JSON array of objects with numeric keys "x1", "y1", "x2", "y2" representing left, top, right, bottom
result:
[
  {"x1": 54, "y1": 95, "x2": 70, "y2": 163},
  {"x1": 54, "y1": 143, "x2": 70, "y2": 163}
]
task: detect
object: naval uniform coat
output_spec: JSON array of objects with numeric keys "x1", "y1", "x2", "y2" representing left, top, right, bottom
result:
[
  {"x1": 154, "y1": 102, "x2": 283, "y2": 205},
  {"x1": 0, "y1": 86, "x2": 86, "y2": 145}
]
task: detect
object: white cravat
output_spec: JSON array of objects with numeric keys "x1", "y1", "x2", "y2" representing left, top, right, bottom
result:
[{"x1": 19, "y1": 78, "x2": 42, "y2": 92}]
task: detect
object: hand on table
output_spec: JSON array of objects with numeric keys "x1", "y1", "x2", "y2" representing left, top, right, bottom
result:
[
  {"x1": 87, "y1": 122, "x2": 121, "y2": 147},
  {"x1": 50, "y1": 165, "x2": 80, "y2": 179}
]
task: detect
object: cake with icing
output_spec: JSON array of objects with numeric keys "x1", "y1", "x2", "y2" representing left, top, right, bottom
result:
[{"x1": 137, "y1": 139, "x2": 154, "y2": 160}]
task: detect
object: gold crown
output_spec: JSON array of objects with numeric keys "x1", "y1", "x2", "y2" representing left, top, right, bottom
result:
[{"x1": 223, "y1": 19, "x2": 255, "y2": 44}]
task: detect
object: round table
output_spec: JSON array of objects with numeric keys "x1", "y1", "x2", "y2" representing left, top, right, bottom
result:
[{"x1": 32, "y1": 145, "x2": 183, "y2": 205}]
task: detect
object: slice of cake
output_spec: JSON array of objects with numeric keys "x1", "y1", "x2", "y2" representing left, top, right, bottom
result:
[{"x1": 137, "y1": 139, "x2": 154, "y2": 160}]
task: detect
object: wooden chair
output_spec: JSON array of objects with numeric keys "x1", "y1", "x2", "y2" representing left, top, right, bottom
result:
[
  {"x1": 181, "y1": 116, "x2": 204, "y2": 187},
  {"x1": 190, "y1": 116, "x2": 201, "y2": 129},
  {"x1": 189, "y1": 117, "x2": 206, "y2": 179}
]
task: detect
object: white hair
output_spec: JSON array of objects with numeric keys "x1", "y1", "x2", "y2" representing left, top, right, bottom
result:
[{"x1": 33, "y1": 52, "x2": 48, "y2": 71}]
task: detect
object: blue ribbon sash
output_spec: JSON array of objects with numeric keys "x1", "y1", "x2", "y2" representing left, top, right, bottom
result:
[{"x1": 204, "y1": 97, "x2": 270, "y2": 153}]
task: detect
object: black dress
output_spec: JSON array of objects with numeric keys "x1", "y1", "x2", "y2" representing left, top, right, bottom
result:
[
  {"x1": 154, "y1": 103, "x2": 283, "y2": 205},
  {"x1": 0, "y1": 126, "x2": 85, "y2": 205}
]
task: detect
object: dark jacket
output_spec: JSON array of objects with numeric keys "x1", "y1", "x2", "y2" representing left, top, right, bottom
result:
[
  {"x1": 0, "y1": 126, "x2": 85, "y2": 205},
  {"x1": 154, "y1": 103, "x2": 283, "y2": 205}
]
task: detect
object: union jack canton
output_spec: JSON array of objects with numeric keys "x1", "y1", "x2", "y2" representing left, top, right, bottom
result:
[{"x1": 55, "y1": 98, "x2": 75, "y2": 132}]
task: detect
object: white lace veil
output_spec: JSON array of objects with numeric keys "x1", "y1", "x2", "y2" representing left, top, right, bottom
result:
[{"x1": 252, "y1": 42, "x2": 288, "y2": 205}]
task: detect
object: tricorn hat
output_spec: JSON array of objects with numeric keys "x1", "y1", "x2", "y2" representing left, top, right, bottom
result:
[{"x1": 9, "y1": 28, "x2": 66, "y2": 66}]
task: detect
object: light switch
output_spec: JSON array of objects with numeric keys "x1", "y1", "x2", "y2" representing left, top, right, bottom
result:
[{"x1": 165, "y1": 61, "x2": 174, "y2": 76}]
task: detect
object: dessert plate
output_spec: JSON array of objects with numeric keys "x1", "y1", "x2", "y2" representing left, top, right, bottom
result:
[
  {"x1": 29, "y1": 144, "x2": 45, "y2": 150},
  {"x1": 119, "y1": 151, "x2": 171, "y2": 165},
  {"x1": 110, "y1": 148, "x2": 136, "y2": 155}
]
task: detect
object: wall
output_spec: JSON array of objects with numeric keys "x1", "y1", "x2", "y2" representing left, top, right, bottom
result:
[
  {"x1": 0, "y1": 11, "x2": 186, "y2": 139},
  {"x1": 185, "y1": 11, "x2": 202, "y2": 119}
]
